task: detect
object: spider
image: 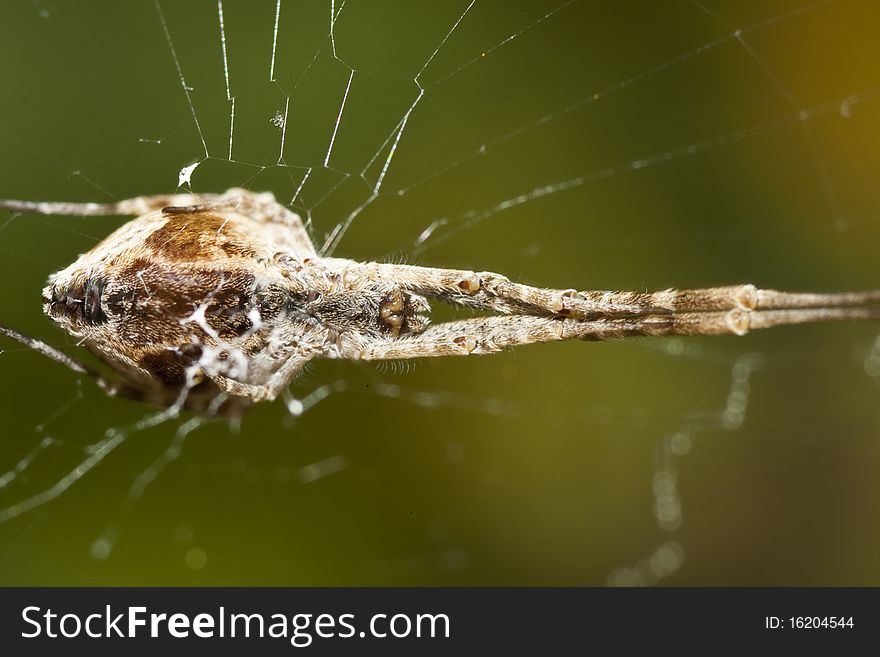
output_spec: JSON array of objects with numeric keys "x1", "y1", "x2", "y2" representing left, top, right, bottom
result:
[{"x1": 1, "y1": 188, "x2": 879, "y2": 416}]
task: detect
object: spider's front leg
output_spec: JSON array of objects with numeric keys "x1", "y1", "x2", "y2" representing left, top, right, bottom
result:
[
  {"x1": 577, "y1": 284, "x2": 880, "y2": 314},
  {"x1": 350, "y1": 263, "x2": 669, "y2": 318},
  {"x1": 346, "y1": 315, "x2": 694, "y2": 361},
  {"x1": 354, "y1": 264, "x2": 880, "y2": 320},
  {"x1": 347, "y1": 304, "x2": 880, "y2": 362}
]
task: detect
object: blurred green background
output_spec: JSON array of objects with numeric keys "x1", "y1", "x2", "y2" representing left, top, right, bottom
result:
[{"x1": 1, "y1": 0, "x2": 880, "y2": 585}]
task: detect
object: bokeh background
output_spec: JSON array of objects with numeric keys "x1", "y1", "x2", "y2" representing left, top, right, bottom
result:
[{"x1": 1, "y1": 0, "x2": 879, "y2": 585}]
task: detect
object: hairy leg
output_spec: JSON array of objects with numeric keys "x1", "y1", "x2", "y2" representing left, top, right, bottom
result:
[
  {"x1": 357, "y1": 264, "x2": 880, "y2": 320},
  {"x1": 0, "y1": 194, "x2": 213, "y2": 217},
  {"x1": 576, "y1": 284, "x2": 880, "y2": 313},
  {"x1": 0, "y1": 324, "x2": 151, "y2": 402},
  {"x1": 351, "y1": 263, "x2": 671, "y2": 318},
  {"x1": 350, "y1": 306, "x2": 880, "y2": 360},
  {"x1": 206, "y1": 353, "x2": 310, "y2": 402}
]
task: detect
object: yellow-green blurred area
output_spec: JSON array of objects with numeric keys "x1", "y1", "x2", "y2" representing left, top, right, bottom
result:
[{"x1": 1, "y1": 0, "x2": 879, "y2": 585}]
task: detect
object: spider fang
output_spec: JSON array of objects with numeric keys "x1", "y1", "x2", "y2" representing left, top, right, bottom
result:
[{"x1": 379, "y1": 290, "x2": 407, "y2": 336}]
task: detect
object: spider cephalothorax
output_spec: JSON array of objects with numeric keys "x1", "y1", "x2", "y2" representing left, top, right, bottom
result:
[{"x1": 2, "y1": 187, "x2": 880, "y2": 416}]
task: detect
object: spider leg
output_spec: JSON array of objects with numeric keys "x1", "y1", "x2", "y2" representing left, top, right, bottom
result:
[
  {"x1": 575, "y1": 284, "x2": 880, "y2": 313},
  {"x1": 0, "y1": 324, "x2": 147, "y2": 402},
  {"x1": 350, "y1": 265, "x2": 880, "y2": 320},
  {"x1": 0, "y1": 194, "x2": 222, "y2": 217},
  {"x1": 348, "y1": 305, "x2": 880, "y2": 360},
  {"x1": 351, "y1": 263, "x2": 669, "y2": 318},
  {"x1": 205, "y1": 353, "x2": 310, "y2": 402},
  {"x1": 609, "y1": 307, "x2": 880, "y2": 337}
]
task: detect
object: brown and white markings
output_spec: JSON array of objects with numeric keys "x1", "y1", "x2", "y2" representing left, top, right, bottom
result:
[{"x1": 2, "y1": 188, "x2": 880, "y2": 416}]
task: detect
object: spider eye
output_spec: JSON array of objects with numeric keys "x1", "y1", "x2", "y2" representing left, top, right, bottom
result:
[
  {"x1": 305, "y1": 291, "x2": 321, "y2": 303},
  {"x1": 82, "y1": 278, "x2": 108, "y2": 325},
  {"x1": 46, "y1": 277, "x2": 108, "y2": 325}
]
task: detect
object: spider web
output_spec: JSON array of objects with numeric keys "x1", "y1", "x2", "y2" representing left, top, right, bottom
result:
[{"x1": 1, "y1": 0, "x2": 879, "y2": 585}]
